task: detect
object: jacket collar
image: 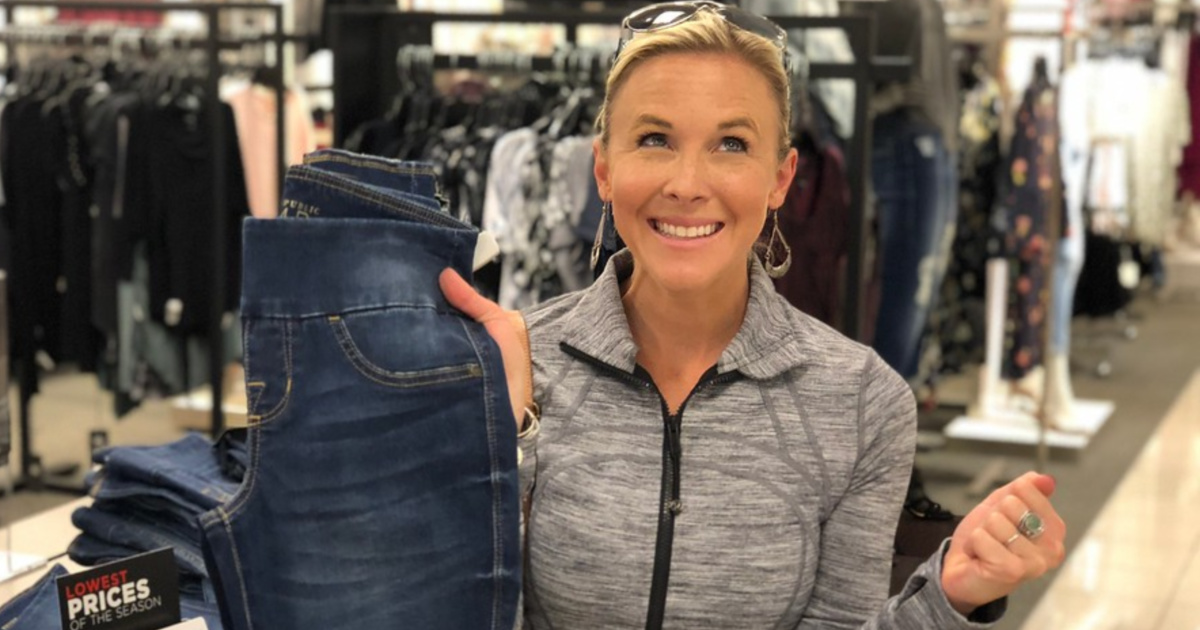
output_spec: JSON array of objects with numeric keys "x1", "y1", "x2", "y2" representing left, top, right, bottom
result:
[{"x1": 559, "y1": 250, "x2": 808, "y2": 380}]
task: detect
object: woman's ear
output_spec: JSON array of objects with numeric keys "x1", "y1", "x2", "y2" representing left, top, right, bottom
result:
[
  {"x1": 593, "y1": 136, "x2": 611, "y2": 202},
  {"x1": 769, "y1": 147, "x2": 799, "y2": 210}
]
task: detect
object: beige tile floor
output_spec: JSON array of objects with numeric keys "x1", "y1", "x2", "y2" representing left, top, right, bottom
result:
[{"x1": 1021, "y1": 369, "x2": 1200, "y2": 630}]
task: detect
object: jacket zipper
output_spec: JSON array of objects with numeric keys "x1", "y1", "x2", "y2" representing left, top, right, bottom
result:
[{"x1": 561, "y1": 344, "x2": 740, "y2": 629}]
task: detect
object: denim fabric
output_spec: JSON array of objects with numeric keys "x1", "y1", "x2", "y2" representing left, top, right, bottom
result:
[
  {"x1": 302, "y1": 148, "x2": 441, "y2": 202},
  {"x1": 67, "y1": 532, "x2": 141, "y2": 568},
  {"x1": 89, "y1": 470, "x2": 213, "y2": 523},
  {"x1": 1050, "y1": 231, "x2": 1084, "y2": 354},
  {"x1": 200, "y1": 166, "x2": 521, "y2": 630},
  {"x1": 92, "y1": 433, "x2": 240, "y2": 514},
  {"x1": 181, "y1": 597, "x2": 225, "y2": 629},
  {"x1": 281, "y1": 164, "x2": 442, "y2": 219},
  {"x1": 216, "y1": 428, "x2": 250, "y2": 482},
  {"x1": 92, "y1": 493, "x2": 204, "y2": 540},
  {"x1": 72, "y1": 506, "x2": 207, "y2": 577},
  {"x1": 870, "y1": 109, "x2": 957, "y2": 379},
  {"x1": 0, "y1": 564, "x2": 69, "y2": 629}
]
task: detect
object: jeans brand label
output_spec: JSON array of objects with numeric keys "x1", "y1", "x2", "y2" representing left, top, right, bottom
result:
[{"x1": 280, "y1": 199, "x2": 322, "y2": 218}]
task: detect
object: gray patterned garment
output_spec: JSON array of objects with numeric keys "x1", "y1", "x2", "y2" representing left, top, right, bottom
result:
[{"x1": 516, "y1": 250, "x2": 1003, "y2": 629}]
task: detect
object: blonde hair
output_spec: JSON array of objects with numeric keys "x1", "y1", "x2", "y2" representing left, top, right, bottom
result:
[{"x1": 595, "y1": 9, "x2": 792, "y2": 161}]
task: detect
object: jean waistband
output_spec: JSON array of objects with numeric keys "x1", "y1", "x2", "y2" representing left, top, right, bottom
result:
[
  {"x1": 241, "y1": 218, "x2": 479, "y2": 319},
  {"x1": 303, "y1": 149, "x2": 438, "y2": 177}
]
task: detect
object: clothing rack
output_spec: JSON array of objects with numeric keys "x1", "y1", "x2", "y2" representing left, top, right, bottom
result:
[
  {"x1": 0, "y1": 0, "x2": 285, "y2": 493},
  {"x1": 329, "y1": 7, "x2": 908, "y2": 343}
]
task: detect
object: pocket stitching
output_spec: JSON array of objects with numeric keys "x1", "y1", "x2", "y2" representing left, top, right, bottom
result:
[
  {"x1": 203, "y1": 319, "x2": 292, "y2": 534},
  {"x1": 254, "y1": 320, "x2": 294, "y2": 426},
  {"x1": 245, "y1": 382, "x2": 266, "y2": 415},
  {"x1": 328, "y1": 315, "x2": 483, "y2": 389}
]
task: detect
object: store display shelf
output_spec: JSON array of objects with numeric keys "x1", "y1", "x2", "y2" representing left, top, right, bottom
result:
[{"x1": 944, "y1": 399, "x2": 1115, "y2": 449}]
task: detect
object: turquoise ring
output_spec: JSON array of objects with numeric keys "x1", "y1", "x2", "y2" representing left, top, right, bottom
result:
[{"x1": 1017, "y1": 510, "x2": 1045, "y2": 540}]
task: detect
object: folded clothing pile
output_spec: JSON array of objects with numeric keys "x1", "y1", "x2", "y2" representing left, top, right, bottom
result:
[{"x1": 67, "y1": 431, "x2": 249, "y2": 628}]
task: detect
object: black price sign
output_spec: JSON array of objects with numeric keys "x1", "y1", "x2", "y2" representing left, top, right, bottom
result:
[{"x1": 57, "y1": 548, "x2": 181, "y2": 630}]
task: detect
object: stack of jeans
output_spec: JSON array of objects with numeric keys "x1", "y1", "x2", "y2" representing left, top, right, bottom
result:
[
  {"x1": 198, "y1": 149, "x2": 521, "y2": 630},
  {"x1": 65, "y1": 431, "x2": 248, "y2": 628},
  {"x1": 0, "y1": 565, "x2": 69, "y2": 629}
]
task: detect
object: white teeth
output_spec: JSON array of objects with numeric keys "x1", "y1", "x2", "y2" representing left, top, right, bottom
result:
[{"x1": 655, "y1": 221, "x2": 719, "y2": 239}]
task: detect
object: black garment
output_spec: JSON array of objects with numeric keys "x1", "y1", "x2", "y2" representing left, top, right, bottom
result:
[
  {"x1": 48, "y1": 86, "x2": 103, "y2": 371},
  {"x1": 86, "y1": 91, "x2": 151, "y2": 336},
  {"x1": 0, "y1": 270, "x2": 11, "y2": 467},
  {"x1": 1, "y1": 95, "x2": 65, "y2": 377},
  {"x1": 144, "y1": 101, "x2": 248, "y2": 335},
  {"x1": 1073, "y1": 231, "x2": 1134, "y2": 317}
]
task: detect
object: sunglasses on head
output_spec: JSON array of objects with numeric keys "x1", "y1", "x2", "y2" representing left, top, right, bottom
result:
[{"x1": 614, "y1": 1, "x2": 791, "y2": 71}]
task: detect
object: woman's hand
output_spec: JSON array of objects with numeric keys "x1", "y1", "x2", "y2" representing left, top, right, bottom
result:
[
  {"x1": 941, "y1": 472, "x2": 1067, "y2": 615},
  {"x1": 439, "y1": 269, "x2": 531, "y2": 431}
]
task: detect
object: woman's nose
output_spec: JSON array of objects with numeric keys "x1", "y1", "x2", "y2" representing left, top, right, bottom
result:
[{"x1": 661, "y1": 152, "x2": 709, "y2": 204}]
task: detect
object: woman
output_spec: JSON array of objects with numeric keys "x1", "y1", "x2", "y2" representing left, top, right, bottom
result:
[{"x1": 441, "y1": 3, "x2": 1066, "y2": 627}]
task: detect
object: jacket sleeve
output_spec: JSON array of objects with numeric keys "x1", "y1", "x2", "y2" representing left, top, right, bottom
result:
[{"x1": 798, "y1": 352, "x2": 1005, "y2": 629}]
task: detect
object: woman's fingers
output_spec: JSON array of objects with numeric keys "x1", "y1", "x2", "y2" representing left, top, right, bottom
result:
[
  {"x1": 1010, "y1": 475, "x2": 1067, "y2": 542},
  {"x1": 439, "y1": 268, "x2": 531, "y2": 430},
  {"x1": 967, "y1": 526, "x2": 1027, "y2": 584},
  {"x1": 984, "y1": 509, "x2": 1046, "y2": 579},
  {"x1": 439, "y1": 268, "x2": 505, "y2": 324}
]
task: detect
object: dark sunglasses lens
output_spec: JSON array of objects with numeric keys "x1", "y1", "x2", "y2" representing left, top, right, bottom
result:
[
  {"x1": 720, "y1": 9, "x2": 787, "y2": 46},
  {"x1": 624, "y1": 3, "x2": 699, "y2": 32}
]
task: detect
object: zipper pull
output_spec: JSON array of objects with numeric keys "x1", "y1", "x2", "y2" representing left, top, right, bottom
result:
[{"x1": 665, "y1": 499, "x2": 684, "y2": 515}]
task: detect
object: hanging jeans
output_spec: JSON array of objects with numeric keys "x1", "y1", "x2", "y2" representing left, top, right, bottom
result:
[
  {"x1": 870, "y1": 109, "x2": 957, "y2": 379},
  {"x1": 200, "y1": 164, "x2": 521, "y2": 630},
  {"x1": 1050, "y1": 230, "x2": 1085, "y2": 355}
]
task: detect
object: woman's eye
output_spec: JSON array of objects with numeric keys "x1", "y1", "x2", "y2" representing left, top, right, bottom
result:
[
  {"x1": 637, "y1": 132, "x2": 668, "y2": 148},
  {"x1": 720, "y1": 136, "x2": 748, "y2": 153}
]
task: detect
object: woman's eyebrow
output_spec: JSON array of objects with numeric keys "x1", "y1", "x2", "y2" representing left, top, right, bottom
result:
[
  {"x1": 631, "y1": 114, "x2": 759, "y2": 133},
  {"x1": 718, "y1": 117, "x2": 758, "y2": 133},
  {"x1": 634, "y1": 114, "x2": 673, "y2": 128}
]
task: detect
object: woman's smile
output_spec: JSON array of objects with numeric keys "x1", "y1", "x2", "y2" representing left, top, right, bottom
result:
[{"x1": 649, "y1": 218, "x2": 726, "y2": 243}]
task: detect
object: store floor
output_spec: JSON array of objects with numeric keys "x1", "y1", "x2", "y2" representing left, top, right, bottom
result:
[{"x1": 2, "y1": 251, "x2": 1199, "y2": 628}]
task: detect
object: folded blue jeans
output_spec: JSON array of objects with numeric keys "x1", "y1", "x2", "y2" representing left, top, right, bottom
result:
[
  {"x1": 0, "y1": 564, "x2": 69, "y2": 630},
  {"x1": 199, "y1": 167, "x2": 521, "y2": 630},
  {"x1": 72, "y1": 505, "x2": 207, "y2": 577},
  {"x1": 93, "y1": 433, "x2": 240, "y2": 514}
]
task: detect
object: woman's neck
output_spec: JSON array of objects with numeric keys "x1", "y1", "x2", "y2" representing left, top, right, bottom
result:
[{"x1": 620, "y1": 263, "x2": 750, "y2": 381}]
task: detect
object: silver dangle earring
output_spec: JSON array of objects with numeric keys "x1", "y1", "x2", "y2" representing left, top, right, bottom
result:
[
  {"x1": 763, "y1": 210, "x2": 792, "y2": 279},
  {"x1": 591, "y1": 201, "x2": 611, "y2": 273}
]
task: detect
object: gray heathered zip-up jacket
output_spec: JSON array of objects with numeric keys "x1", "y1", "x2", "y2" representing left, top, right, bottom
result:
[{"x1": 517, "y1": 251, "x2": 1003, "y2": 629}]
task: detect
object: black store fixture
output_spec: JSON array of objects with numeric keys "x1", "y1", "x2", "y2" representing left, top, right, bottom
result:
[
  {"x1": 329, "y1": 7, "x2": 908, "y2": 343},
  {"x1": 1, "y1": 0, "x2": 286, "y2": 492}
]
